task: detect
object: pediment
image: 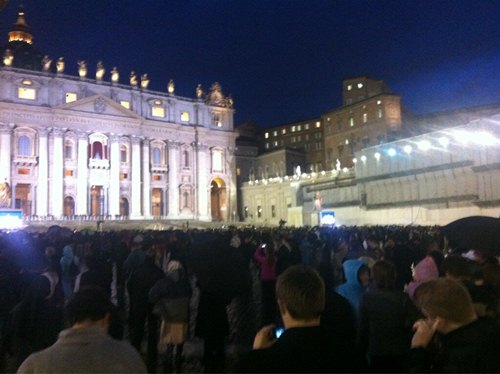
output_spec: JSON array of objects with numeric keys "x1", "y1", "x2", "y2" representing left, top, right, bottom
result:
[{"x1": 55, "y1": 95, "x2": 143, "y2": 120}]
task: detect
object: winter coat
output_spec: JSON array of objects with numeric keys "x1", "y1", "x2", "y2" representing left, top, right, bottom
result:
[
  {"x1": 407, "y1": 256, "x2": 439, "y2": 300},
  {"x1": 336, "y1": 259, "x2": 367, "y2": 319}
]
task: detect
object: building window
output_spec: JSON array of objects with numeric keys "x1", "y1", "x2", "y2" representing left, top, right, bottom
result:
[
  {"x1": 120, "y1": 172, "x2": 128, "y2": 180},
  {"x1": 152, "y1": 147, "x2": 161, "y2": 164},
  {"x1": 257, "y1": 205, "x2": 262, "y2": 218},
  {"x1": 120, "y1": 100, "x2": 130, "y2": 109},
  {"x1": 18, "y1": 87, "x2": 36, "y2": 100},
  {"x1": 273, "y1": 140, "x2": 278, "y2": 147},
  {"x1": 264, "y1": 132, "x2": 269, "y2": 139},
  {"x1": 304, "y1": 123, "x2": 310, "y2": 130},
  {"x1": 212, "y1": 149, "x2": 223, "y2": 172},
  {"x1": 357, "y1": 83, "x2": 363, "y2": 88},
  {"x1": 65, "y1": 92, "x2": 77, "y2": 103},
  {"x1": 244, "y1": 206, "x2": 249, "y2": 218},
  {"x1": 305, "y1": 134, "x2": 310, "y2": 141},
  {"x1": 282, "y1": 129, "x2": 286, "y2": 135},
  {"x1": 271, "y1": 205, "x2": 276, "y2": 218},
  {"x1": 291, "y1": 126, "x2": 296, "y2": 132},
  {"x1": 327, "y1": 148, "x2": 333, "y2": 161},
  {"x1": 297, "y1": 125, "x2": 302, "y2": 131},
  {"x1": 304, "y1": 143, "x2": 310, "y2": 151},
  {"x1": 153, "y1": 175, "x2": 162, "y2": 181},
  {"x1": 152, "y1": 106, "x2": 165, "y2": 118},
  {"x1": 273, "y1": 130, "x2": 278, "y2": 137},
  {"x1": 378, "y1": 109, "x2": 383, "y2": 118},
  {"x1": 183, "y1": 150, "x2": 190, "y2": 168},
  {"x1": 363, "y1": 113, "x2": 368, "y2": 123},
  {"x1": 316, "y1": 121, "x2": 321, "y2": 128},
  {"x1": 297, "y1": 135, "x2": 301, "y2": 142},
  {"x1": 120, "y1": 145, "x2": 128, "y2": 163},
  {"x1": 18, "y1": 135, "x2": 31, "y2": 156},
  {"x1": 180, "y1": 112, "x2": 190, "y2": 122},
  {"x1": 347, "y1": 84, "x2": 352, "y2": 91},
  {"x1": 315, "y1": 142, "x2": 322, "y2": 151},
  {"x1": 18, "y1": 168, "x2": 30, "y2": 175},
  {"x1": 65, "y1": 170, "x2": 74, "y2": 177},
  {"x1": 291, "y1": 136, "x2": 296, "y2": 143},
  {"x1": 265, "y1": 142, "x2": 269, "y2": 149},
  {"x1": 349, "y1": 117, "x2": 354, "y2": 127},
  {"x1": 315, "y1": 132, "x2": 322, "y2": 139},
  {"x1": 213, "y1": 113, "x2": 222, "y2": 127},
  {"x1": 64, "y1": 140, "x2": 74, "y2": 160}
]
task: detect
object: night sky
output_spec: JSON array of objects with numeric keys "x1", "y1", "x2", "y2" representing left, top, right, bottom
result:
[{"x1": 1, "y1": 0, "x2": 499, "y2": 128}]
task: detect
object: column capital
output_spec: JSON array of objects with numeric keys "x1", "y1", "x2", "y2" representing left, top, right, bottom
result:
[
  {"x1": 109, "y1": 134, "x2": 120, "y2": 143},
  {"x1": 168, "y1": 140, "x2": 181, "y2": 150},
  {"x1": 38, "y1": 127, "x2": 50, "y2": 137},
  {"x1": 142, "y1": 138, "x2": 150, "y2": 147},
  {"x1": 0, "y1": 125, "x2": 12, "y2": 135},
  {"x1": 197, "y1": 143, "x2": 209, "y2": 152},
  {"x1": 51, "y1": 127, "x2": 65, "y2": 137},
  {"x1": 131, "y1": 136, "x2": 142, "y2": 145}
]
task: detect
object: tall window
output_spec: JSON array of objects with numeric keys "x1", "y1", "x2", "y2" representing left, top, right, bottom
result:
[
  {"x1": 120, "y1": 145, "x2": 128, "y2": 163},
  {"x1": 65, "y1": 140, "x2": 74, "y2": 160},
  {"x1": 183, "y1": 150, "x2": 189, "y2": 168},
  {"x1": 18, "y1": 136, "x2": 31, "y2": 156},
  {"x1": 152, "y1": 147, "x2": 161, "y2": 164}
]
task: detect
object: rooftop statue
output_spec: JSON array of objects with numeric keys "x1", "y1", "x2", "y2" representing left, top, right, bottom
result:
[
  {"x1": 130, "y1": 71, "x2": 138, "y2": 87},
  {"x1": 3, "y1": 49, "x2": 13, "y2": 66},
  {"x1": 196, "y1": 84, "x2": 203, "y2": 99},
  {"x1": 56, "y1": 57, "x2": 64, "y2": 73},
  {"x1": 96, "y1": 61, "x2": 105, "y2": 80},
  {"x1": 168, "y1": 79, "x2": 175, "y2": 94},
  {"x1": 41, "y1": 55, "x2": 51, "y2": 71},
  {"x1": 78, "y1": 60, "x2": 87, "y2": 78},
  {"x1": 141, "y1": 73, "x2": 149, "y2": 89},
  {"x1": 111, "y1": 67, "x2": 119, "y2": 83}
]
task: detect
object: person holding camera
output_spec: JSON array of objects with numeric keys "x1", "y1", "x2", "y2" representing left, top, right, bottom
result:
[{"x1": 236, "y1": 265, "x2": 365, "y2": 373}]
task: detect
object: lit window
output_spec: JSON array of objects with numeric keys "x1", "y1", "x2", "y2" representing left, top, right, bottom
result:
[
  {"x1": 347, "y1": 84, "x2": 352, "y2": 91},
  {"x1": 345, "y1": 139, "x2": 349, "y2": 145},
  {"x1": 357, "y1": 83, "x2": 363, "y2": 89},
  {"x1": 273, "y1": 140, "x2": 278, "y2": 147},
  {"x1": 152, "y1": 106, "x2": 165, "y2": 118},
  {"x1": 22, "y1": 79, "x2": 33, "y2": 85},
  {"x1": 65, "y1": 92, "x2": 77, "y2": 103},
  {"x1": 265, "y1": 132, "x2": 269, "y2": 139},
  {"x1": 282, "y1": 129, "x2": 286, "y2": 135},
  {"x1": 265, "y1": 143, "x2": 270, "y2": 149},
  {"x1": 316, "y1": 121, "x2": 321, "y2": 128},
  {"x1": 18, "y1": 168, "x2": 30, "y2": 175},
  {"x1": 304, "y1": 123, "x2": 310, "y2": 130},
  {"x1": 378, "y1": 109, "x2": 383, "y2": 118},
  {"x1": 18, "y1": 87, "x2": 36, "y2": 100},
  {"x1": 152, "y1": 147, "x2": 161, "y2": 164},
  {"x1": 65, "y1": 170, "x2": 74, "y2": 177},
  {"x1": 363, "y1": 113, "x2": 367, "y2": 123},
  {"x1": 65, "y1": 141, "x2": 74, "y2": 159},
  {"x1": 120, "y1": 101, "x2": 130, "y2": 109},
  {"x1": 297, "y1": 125, "x2": 302, "y2": 131},
  {"x1": 291, "y1": 137, "x2": 296, "y2": 143},
  {"x1": 181, "y1": 112, "x2": 190, "y2": 122},
  {"x1": 18, "y1": 135, "x2": 31, "y2": 156},
  {"x1": 120, "y1": 146, "x2": 128, "y2": 163},
  {"x1": 257, "y1": 206, "x2": 262, "y2": 218},
  {"x1": 273, "y1": 131, "x2": 277, "y2": 137},
  {"x1": 349, "y1": 117, "x2": 354, "y2": 127},
  {"x1": 153, "y1": 175, "x2": 162, "y2": 181},
  {"x1": 120, "y1": 172, "x2": 128, "y2": 180},
  {"x1": 291, "y1": 126, "x2": 296, "y2": 132}
]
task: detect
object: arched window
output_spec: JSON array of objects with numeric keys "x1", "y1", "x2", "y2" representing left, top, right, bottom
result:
[
  {"x1": 183, "y1": 150, "x2": 189, "y2": 168},
  {"x1": 120, "y1": 145, "x2": 128, "y2": 163},
  {"x1": 92, "y1": 141, "x2": 103, "y2": 159},
  {"x1": 18, "y1": 136, "x2": 31, "y2": 156},
  {"x1": 152, "y1": 147, "x2": 161, "y2": 164},
  {"x1": 65, "y1": 140, "x2": 74, "y2": 160}
]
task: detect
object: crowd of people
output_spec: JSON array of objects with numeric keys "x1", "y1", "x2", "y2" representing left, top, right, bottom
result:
[{"x1": 0, "y1": 223, "x2": 498, "y2": 373}]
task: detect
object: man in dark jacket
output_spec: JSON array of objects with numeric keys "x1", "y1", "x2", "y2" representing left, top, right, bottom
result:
[
  {"x1": 408, "y1": 278, "x2": 499, "y2": 373},
  {"x1": 236, "y1": 265, "x2": 365, "y2": 373}
]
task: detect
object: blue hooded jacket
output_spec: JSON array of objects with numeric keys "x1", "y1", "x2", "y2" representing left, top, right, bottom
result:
[{"x1": 335, "y1": 259, "x2": 367, "y2": 320}]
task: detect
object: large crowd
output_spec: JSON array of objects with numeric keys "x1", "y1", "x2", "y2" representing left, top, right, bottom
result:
[{"x1": 0, "y1": 224, "x2": 498, "y2": 373}]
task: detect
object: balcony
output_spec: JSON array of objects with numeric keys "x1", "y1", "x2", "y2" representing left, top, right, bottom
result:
[
  {"x1": 151, "y1": 163, "x2": 168, "y2": 174},
  {"x1": 89, "y1": 158, "x2": 110, "y2": 169},
  {"x1": 13, "y1": 155, "x2": 37, "y2": 166}
]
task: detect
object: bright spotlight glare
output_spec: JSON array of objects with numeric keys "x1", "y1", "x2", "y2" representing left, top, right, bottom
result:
[
  {"x1": 453, "y1": 130, "x2": 469, "y2": 144},
  {"x1": 417, "y1": 140, "x2": 431, "y2": 151},
  {"x1": 471, "y1": 131, "x2": 496, "y2": 146},
  {"x1": 403, "y1": 145, "x2": 412, "y2": 154},
  {"x1": 360, "y1": 155, "x2": 367, "y2": 162},
  {"x1": 352, "y1": 158, "x2": 358, "y2": 164},
  {"x1": 387, "y1": 148, "x2": 396, "y2": 157},
  {"x1": 374, "y1": 152, "x2": 381, "y2": 160},
  {"x1": 438, "y1": 137, "x2": 449, "y2": 147}
]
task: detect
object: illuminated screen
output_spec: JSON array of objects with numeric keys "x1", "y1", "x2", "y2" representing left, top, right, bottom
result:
[
  {"x1": 0, "y1": 209, "x2": 24, "y2": 230},
  {"x1": 320, "y1": 211, "x2": 335, "y2": 225}
]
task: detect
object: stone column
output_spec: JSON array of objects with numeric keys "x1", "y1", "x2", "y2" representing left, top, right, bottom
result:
[
  {"x1": 197, "y1": 144, "x2": 210, "y2": 220},
  {"x1": 167, "y1": 141, "x2": 180, "y2": 218},
  {"x1": 36, "y1": 128, "x2": 49, "y2": 217},
  {"x1": 109, "y1": 135, "x2": 120, "y2": 217},
  {"x1": 142, "y1": 139, "x2": 151, "y2": 218},
  {"x1": 76, "y1": 132, "x2": 88, "y2": 215},
  {"x1": 0, "y1": 124, "x2": 12, "y2": 184},
  {"x1": 130, "y1": 136, "x2": 142, "y2": 218},
  {"x1": 51, "y1": 128, "x2": 64, "y2": 218}
]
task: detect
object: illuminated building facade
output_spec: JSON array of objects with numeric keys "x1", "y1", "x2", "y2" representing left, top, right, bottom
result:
[{"x1": 0, "y1": 9, "x2": 237, "y2": 221}]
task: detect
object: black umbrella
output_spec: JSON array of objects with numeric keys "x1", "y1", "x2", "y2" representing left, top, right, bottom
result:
[{"x1": 442, "y1": 216, "x2": 500, "y2": 256}]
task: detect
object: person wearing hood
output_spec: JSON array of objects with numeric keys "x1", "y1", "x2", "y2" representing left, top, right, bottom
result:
[
  {"x1": 149, "y1": 260, "x2": 192, "y2": 372},
  {"x1": 407, "y1": 256, "x2": 439, "y2": 301},
  {"x1": 335, "y1": 259, "x2": 370, "y2": 321}
]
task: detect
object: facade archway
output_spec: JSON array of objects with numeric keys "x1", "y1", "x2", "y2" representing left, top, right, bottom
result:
[
  {"x1": 210, "y1": 178, "x2": 226, "y2": 221},
  {"x1": 151, "y1": 188, "x2": 163, "y2": 217},
  {"x1": 119, "y1": 197, "x2": 129, "y2": 216},
  {"x1": 15, "y1": 183, "x2": 32, "y2": 216},
  {"x1": 90, "y1": 186, "x2": 104, "y2": 216},
  {"x1": 63, "y1": 196, "x2": 75, "y2": 216}
]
